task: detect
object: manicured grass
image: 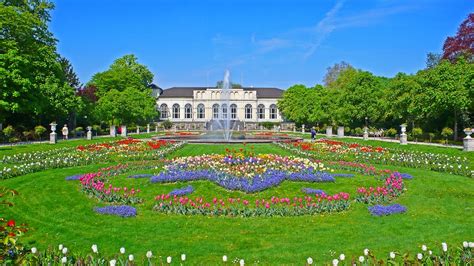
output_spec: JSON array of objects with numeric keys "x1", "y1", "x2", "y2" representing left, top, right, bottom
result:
[{"x1": 1, "y1": 143, "x2": 473, "y2": 264}]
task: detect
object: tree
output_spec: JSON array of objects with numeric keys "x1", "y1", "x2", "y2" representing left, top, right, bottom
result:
[
  {"x1": 426, "y1": 52, "x2": 442, "y2": 69},
  {"x1": 59, "y1": 56, "x2": 81, "y2": 89},
  {"x1": 442, "y1": 13, "x2": 474, "y2": 61},
  {"x1": 323, "y1": 61, "x2": 354, "y2": 89},
  {"x1": 0, "y1": 0, "x2": 82, "y2": 126},
  {"x1": 88, "y1": 54, "x2": 154, "y2": 97},
  {"x1": 417, "y1": 57, "x2": 474, "y2": 140},
  {"x1": 277, "y1": 85, "x2": 324, "y2": 126},
  {"x1": 94, "y1": 88, "x2": 158, "y2": 125}
]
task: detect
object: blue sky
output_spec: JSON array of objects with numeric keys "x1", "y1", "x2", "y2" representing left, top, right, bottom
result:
[{"x1": 50, "y1": 0, "x2": 473, "y2": 89}]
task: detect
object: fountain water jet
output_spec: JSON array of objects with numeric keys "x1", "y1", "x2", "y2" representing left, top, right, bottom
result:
[{"x1": 209, "y1": 70, "x2": 234, "y2": 141}]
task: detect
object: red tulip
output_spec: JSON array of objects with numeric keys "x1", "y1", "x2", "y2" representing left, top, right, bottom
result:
[{"x1": 7, "y1": 220, "x2": 15, "y2": 227}]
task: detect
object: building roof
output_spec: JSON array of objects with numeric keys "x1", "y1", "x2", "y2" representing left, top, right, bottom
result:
[{"x1": 159, "y1": 87, "x2": 284, "y2": 98}]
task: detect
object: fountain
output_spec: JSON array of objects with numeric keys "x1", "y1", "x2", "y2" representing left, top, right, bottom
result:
[{"x1": 209, "y1": 70, "x2": 234, "y2": 141}]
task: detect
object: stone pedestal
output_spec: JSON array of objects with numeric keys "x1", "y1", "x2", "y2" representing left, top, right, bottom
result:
[
  {"x1": 363, "y1": 127, "x2": 369, "y2": 140},
  {"x1": 49, "y1": 132, "x2": 57, "y2": 144},
  {"x1": 337, "y1": 126, "x2": 344, "y2": 138},
  {"x1": 86, "y1": 126, "x2": 92, "y2": 140},
  {"x1": 155, "y1": 124, "x2": 158, "y2": 133},
  {"x1": 237, "y1": 125, "x2": 240, "y2": 131},
  {"x1": 147, "y1": 124, "x2": 150, "y2": 133},
  {"x1": 110, "y1": 125, "x2": 116, "y2": 137},
  {"x1": 136, "y1": 126, "x2": 140, "y2": 134},
  {"x1": 464, "y1": 130, "x2": 473, "y2": 151},
  {"x1": 464, "y1": 138, "x2": 474, "y2": 151},
  {"x1": 121, "y1": 125, "x2": 127, "y2": 137},
  {"x1": 400, "y1": 133, "x2": 407, "y2": 145},
  {"x1": 293, "y1": 126, "x2": 296, "y2": 133},
  {"x1": 400, "y1": 124, "x2": 407, "y2": 145},
  {"x1": 302, "y1": 124, "x2": 305, "y2": 133},
  {"x1": 326, "y1": 126, "x2": 333, "y2": 138}
]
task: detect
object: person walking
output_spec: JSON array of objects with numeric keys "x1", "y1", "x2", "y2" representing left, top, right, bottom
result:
[
  {"x1": 62, "y1": 124, "x2": 69, "y2": 140},
  {"x1": 311, "y1": 127, "x2": 316, "y2": 141}
]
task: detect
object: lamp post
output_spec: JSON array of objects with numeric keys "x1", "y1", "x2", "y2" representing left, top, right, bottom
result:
[{"x1": 49, "y1": 122, "x2": 57, "y2": 144}]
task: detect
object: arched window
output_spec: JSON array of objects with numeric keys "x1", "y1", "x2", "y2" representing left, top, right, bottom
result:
[
  {"x1": 270, "y1": 104, "x2": 277, "y2": 119},
  {"x1": 185, "y1": 104, "x2": 192, "y2": 119},
  {"x1": 230, "y1": 104, "x2": 237, "y2": 120},
  {"x1": 212, "y1": 104, "x2": 220, "y2": 119},
  {"x1": 245, "y1": 104, "x2": 252, "y2": 119},
  {"x1": 197, "y1": 104, "x2": 205, "y2": 119},
  {"x1": 172, "y1": 104, "x2": 180, "y2": 119},
  {"x1": 221, "y1": 104, "x2": 228, "y2": 119},
  {"x1": 160, "y1": 104, "x2": 168, "y2": 119},
  {"x1": 257, "y1": 104, "x2": 265, "y2": 119}
]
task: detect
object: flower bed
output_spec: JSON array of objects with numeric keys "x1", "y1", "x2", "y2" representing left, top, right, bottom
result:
[
  {"x1": 153, "y1": 193, "x2": 350, "y2": 217},
  {"x1": 150, "y1": 154, "x2": 338, "y2": 193},
  {"x1": 356, "y1": 172, "x2": 405, "y2": 204},
  {"x1": 368, "y1": 204, "x2": 407, "y2": 216},
  {"x1": 276, "y1": 141, "x2": 473, "y2": 177},
  {"x1": 94, "y1": 205, "x2": 137, "y2": 217}
]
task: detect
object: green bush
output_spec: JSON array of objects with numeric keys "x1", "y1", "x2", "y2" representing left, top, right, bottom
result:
[
  {"x1": 92, "y1": 125, "x2": 102, "y2": 135},
  {"x1": 354, "y1": 127, "x2": 363, "y2": 136},
  {"x1": 428, "y1": 132, "x2": 436, "y2": 143},
  {"x1": 162, "y1": 120, "x2": 173, "y2": 130},
  {"x1": 34, "y1": 125, "x2": 47, "y2": 140},
  {"x1": 441, "y1": 127, "x2": 453, "y2": 144},
  {"x1": 344, "y1": 127, "x2": 351, "y2": 133},
  {"x1": 385, "y1": 128, "x2": 397, "y2": 137},
  {"x1": 259, "y1": 122, "x2": 280, "y2": 130},
  {"x1": 22, "y1": 130, "x2": 34, "y2": 141},
  {"x1": 2, "y1": 125, "x2": 15, "y2": 139},
  {"x1": 412, "y1": 127, "x2": 423, "y2": 142},
  {"x1": 75, "y1": 127, "x2": 84, "y2": 132}
]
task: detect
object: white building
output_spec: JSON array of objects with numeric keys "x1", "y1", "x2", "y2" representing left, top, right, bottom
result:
[{"x1": 156, "y1": 86, "x2": 287, "y2": 130}]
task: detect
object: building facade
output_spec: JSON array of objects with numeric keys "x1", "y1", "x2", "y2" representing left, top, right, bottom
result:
[{"x1": 156, "y1": 87, "x2": 286, "y2": 130}]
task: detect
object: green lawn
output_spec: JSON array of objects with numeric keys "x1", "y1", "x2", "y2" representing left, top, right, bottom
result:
[{"x1": 1, "y1": 142, "x2": 473, "y2": 264}]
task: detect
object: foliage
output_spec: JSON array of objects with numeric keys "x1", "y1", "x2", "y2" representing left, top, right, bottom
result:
[
  {"x1": 385, "y1": 128, "x2": 397, "y2": 137},
  {"x1": 2, "y1": 126, "x2": 15, "y2": 139},
  {"x1": 412, "y1": 127, "x2": 423, "y2": 141},
  {"x1": 323, "y1": 61, "x2": 354, "y2": 88},
  {"x1": 0, "y1": 0, "x2": 82, "y2": 126},
  {"x1": 259, "y1": 122, "x2": 279, "y2": 130},
  {"x1": 442, "y1": 13, "x2": 474, "y2": 61},
  {"x1": 88, "y1": 54, "x2": 153, "y2": 98},
  {"x1": 162, "y1": 120, "x2": 173, "y2": 130},
  {"x1": 34, "y1": 126, "x2": 47, "y2": 140}
]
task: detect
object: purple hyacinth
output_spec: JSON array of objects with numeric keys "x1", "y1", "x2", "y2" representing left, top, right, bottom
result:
[
  {"x1": 368, "y1": 204, "x2": 407, "y2": 216},
  {"x1": 65, "y1": 174, "x2": 83, "y2": 181},
  {"x1": 150, "y1": 168, "x2": 336, "y2": 193},
  {"x1": 94, "y1": 205, "x2": 137, "y2": 217},
  {"x1": 301, "y1": 188, "x2": 325, "y2": 195},
  {"x1": 128, "y1": 174, "x2": 154, "y2": 179},
  {"x1": 332, "y1": 173, "x2": 354, "y2": 178},
  {"x1": 399, "y1": 173, "x2": 413, "y2": 179},
  {"x1": 169, "y1": 185, "x2": 194, "y2": 196}
]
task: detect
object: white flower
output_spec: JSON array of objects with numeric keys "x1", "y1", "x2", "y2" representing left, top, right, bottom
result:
[
  {"x1": 339, "y1": 254, "x2": 345, "y2": 261},
  {"x1": 442, "y1": 242, "x2": 448, "y2": 252},
  {"x1": 429, "y1": 250, "x2": 432, "y2": 255},
  {"x1": 307, "y1": 257, "x2": 313, "y2": 264},
  {"x1": 146, "y1": 251, "x2": 153, "y2": 259},
  {"x1": 62, "y1": 247, "x2": 68, "y2": 254},
  {"x1": 469, "y1": 242, "x2": 474, "y2": 248},
  {"x1": 109, "y1": 259, "x2": 116, "y2": 266},
  {"x1": 222, "y1": 255, "x2": 228, "y2": 262},
  {"x1": 417, "y1": 253, "x2": 423, "y2": 260},
  {"x1": 59, "y1": 244, "x2": 64, "y2": 250},
  {"x1": 239, "y1": 259, "x2": 245, "y2": 266},
  {"x1": 332, "y1": 258, "x2": 339, "y2": 266},
  {"x1": 167, "y1": 256, "x2": 172, "y2": 264},
  {"x1": 61, "y1": 257, "x2": 67, "y2": 264},
  {"x1": 181, "y1": 253, "x2": 186, "y2": 261},
  {"x1": 363, "y1": 248, "x2": 369, "y2": 256},
  {"x1": 359, "y1": 256, "x2": 364, "y2": 262},
  {"x1": 421, "y1": 245, "x2": 427, "y2": 251},
  {"x1": 390, "y1": 252, "x2": 395, "y2": 259},
  {"x1": 31, "y1": 247, "x2": 37, "y2": 254},
  {"x1": 463, "y1": 241, "x2": 468, "y2": 248},
  {"x1": 128, "y1": 254, "x2": 134, "y2": 261},
  {"x1": 120, "y1": 247, "x2": 125, "y2": 254},
  {"x1": 91, "y1": 244, "x2": 98, "y2": 254}
]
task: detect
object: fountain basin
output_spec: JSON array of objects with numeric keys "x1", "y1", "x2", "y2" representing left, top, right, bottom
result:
[{"x1": 152, "y1": 132, "x2": 302, "y2": 144}]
